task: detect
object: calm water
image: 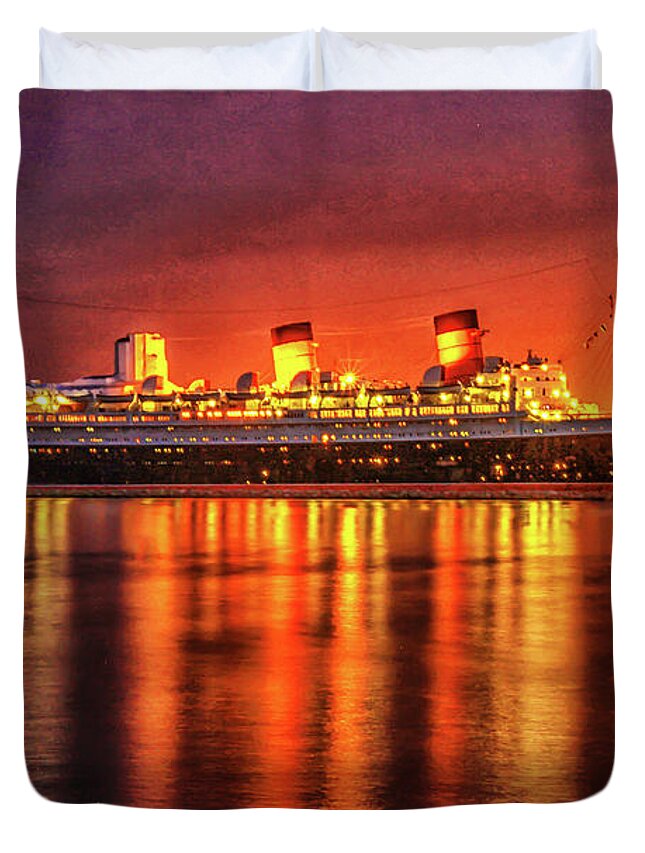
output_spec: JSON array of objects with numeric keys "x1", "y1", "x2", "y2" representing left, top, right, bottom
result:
[{"x1": 24, "y1": 497, "x2": 613, "y2": 809}]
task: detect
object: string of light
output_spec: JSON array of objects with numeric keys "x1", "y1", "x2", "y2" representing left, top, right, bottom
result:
[{"x1": 17, "y1": 256, "x2": 608, "y2": 317}]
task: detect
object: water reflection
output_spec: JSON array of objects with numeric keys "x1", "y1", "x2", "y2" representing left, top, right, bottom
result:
[{"x1": 24, "y1": 498, "x2": 613, "y2": 808}]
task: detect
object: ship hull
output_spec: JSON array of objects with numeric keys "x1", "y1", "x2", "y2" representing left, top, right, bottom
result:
[{"x1": 27, "y1": 431, "x2": 612, "y2": 486}]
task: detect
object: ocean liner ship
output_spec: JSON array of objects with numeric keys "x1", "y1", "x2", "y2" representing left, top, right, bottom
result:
[{"x1": 25, "y1": 309, "x2": 612, "y2": 485}]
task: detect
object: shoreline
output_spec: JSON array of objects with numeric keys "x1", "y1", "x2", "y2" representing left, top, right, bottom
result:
[{"x1": 26, "y1": 482, "x2": 613, "y2": 501}]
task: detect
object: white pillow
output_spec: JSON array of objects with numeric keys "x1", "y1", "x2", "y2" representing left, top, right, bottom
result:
[
  {"x1": 40, "y1": 29, "x2": 316, "y2": 90},
  {"x1": 321, "y1": 30, "x2": 600, "y2": 90}
]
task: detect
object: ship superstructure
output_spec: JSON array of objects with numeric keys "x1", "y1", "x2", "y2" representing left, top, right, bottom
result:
[{"x1": 25, "y1": 309, "x2": 612, "y2": 485}]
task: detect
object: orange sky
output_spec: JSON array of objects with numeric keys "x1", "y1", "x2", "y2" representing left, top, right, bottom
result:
[{"x1": 17, "y1": 90, "x2": 616, "y2": 410}]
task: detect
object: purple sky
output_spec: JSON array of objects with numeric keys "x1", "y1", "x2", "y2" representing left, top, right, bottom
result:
[{"x1": 17, "y1": 89, "x2": 616, "y2": 409}]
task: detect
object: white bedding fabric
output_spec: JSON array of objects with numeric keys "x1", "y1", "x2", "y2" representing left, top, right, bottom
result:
[
  {"x1": 321, "y1": 30, "x2": 601, "y2": 90},
  {"x1": 39, "y1": 29, "x2": 316, "y2": 90}
]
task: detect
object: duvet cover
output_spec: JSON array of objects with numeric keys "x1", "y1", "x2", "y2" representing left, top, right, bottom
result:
[{"x1": 18, "y1": 89, "x2": 615, "y2": 808}]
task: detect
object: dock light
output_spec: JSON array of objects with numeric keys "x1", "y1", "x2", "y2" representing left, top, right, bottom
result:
[
  {"x1": 501, "y1": 373, "x2": 510, "y2": 384},
  {"x1": 34, "y1": 394, "x2": 49, "y2": 408},
  {"x1": 552, "y1": 389, "x2": 561, "y2": 398},
  {"x1": 374, "y1": 394, "x2": 384, "y2": 406},
  {"x1": 521, "y1": 364, "x2": 529, "y2": 371},
  {"x1": 475, "y1": 374, "x2": 485, "y2": 385},
  {"x1": 340, "y1": 372, "x2": 357, "y2": 387},
  {"x1": 541, "y1": 363, "x2": 549, "y2": 372},
  {"x1": 439, "y1": 392, "x2": 450, "y2": 403},
  {"x1": 524, "y1": 389, "x2": 533, "y2": 398},
  {"x1": 309, "y1": 394, "x2": 320, "y2": 407}
]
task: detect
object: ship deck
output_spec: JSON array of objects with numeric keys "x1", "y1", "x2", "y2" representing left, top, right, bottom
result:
[{"x1": 26, "y1": 410, "x2": 612, "y2": 447}]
